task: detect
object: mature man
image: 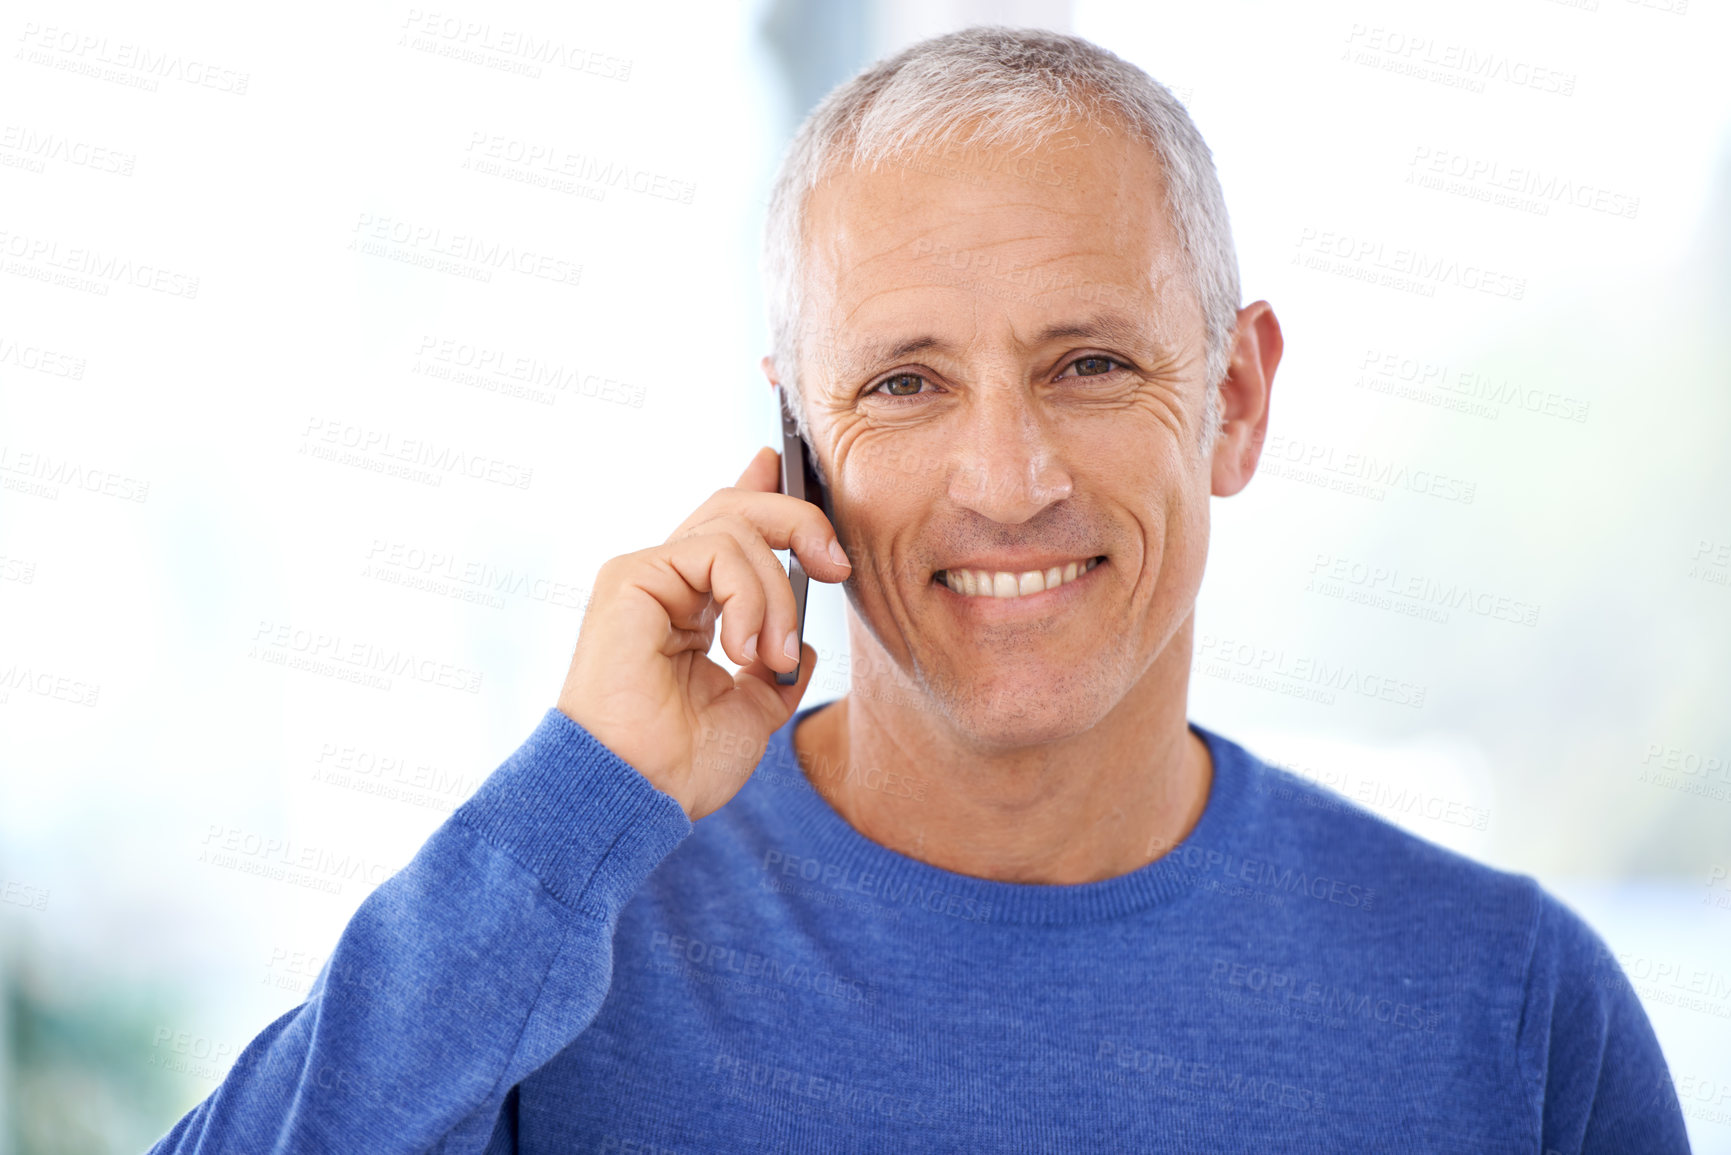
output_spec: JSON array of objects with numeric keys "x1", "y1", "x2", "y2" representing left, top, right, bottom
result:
[{"x1": 152, "y1": 28, "x2": 1686, "y2": 1154}]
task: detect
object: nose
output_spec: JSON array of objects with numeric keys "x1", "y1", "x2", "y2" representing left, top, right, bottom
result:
[{"x1": 946, "y1": 382, "x2": 1073, "y2": 524}]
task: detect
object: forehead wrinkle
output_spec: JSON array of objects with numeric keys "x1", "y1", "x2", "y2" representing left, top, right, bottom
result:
[
  {"x1": 1025, "y1": 313, "x2": 1157, "y2": 352},
  {"x1": 807, "y1": 175, "x2": 1187, "y2": 377},
  {"x1": 814, "y1": 228, "x2": 1191, "y2": 385},
  {"x1": 830, "y1": 285, "x2": 964, "y2": 362}
]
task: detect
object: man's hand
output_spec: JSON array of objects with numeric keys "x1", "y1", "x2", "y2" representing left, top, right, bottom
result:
[{"x1": 556, "y1": 447, "x2": 852, "y2": 820}]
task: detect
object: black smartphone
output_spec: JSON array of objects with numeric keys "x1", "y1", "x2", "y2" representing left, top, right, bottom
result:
[{"x1": 775, "y1": 386, "x2": 831, "y2": 686}]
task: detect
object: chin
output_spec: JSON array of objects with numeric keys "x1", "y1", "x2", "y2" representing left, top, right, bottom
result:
[{"x1": 920, "y1": 661, "x2": 1125, "y2": 751}]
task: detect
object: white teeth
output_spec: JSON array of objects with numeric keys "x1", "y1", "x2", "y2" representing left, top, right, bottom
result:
[{"x1": 939, "y1": 558, "x2": 1102, "y2": 599}]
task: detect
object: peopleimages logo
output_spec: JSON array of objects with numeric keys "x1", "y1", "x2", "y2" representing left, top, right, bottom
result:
[
  {"x1": 760, "y1": 850, "x2": 993, "y2": 922},
  {"x1": 1095, "y1": 1039, "x2": 1327, "y2": 1112},
  {"x1": 1206, "y1": 957, "x2": 1443, "y2": 1032},
  {"x1": 1293, "y1": 227, "x2": 1526, "y2": 301},
  {"x1": 1171, "y1": 842, "x2": 1379, "y2": 911},
  {"x1": 248, "y1": 619, "x2": 484, "y2": 695},
  {"x1": 1194, "y1": 632, "x2": 1427, "y2": 710},
  {"x1": 1307, "y1": 551, "x2": 1541, "y2": 628},
  {"x1": 712, "y1": 1053, "x2": 932, "y2": 1124},
  {"x1": 1341, "y1": 24, "x2": 1576, "y2": 97},
  {"x1": 15, "y1": 22, "x2": 251, "y2": 95},
  {"x1": 300, "y1": 417, "x2": 534, "y2": 490},
  {"x1": 0, "y1": 663, "x2": 100, "y2": 707},
  {"x1": 648, "y1": 932, "x2": 872, "y2": 1004},
  {"x1": 412, "y1": 335, "x2": 646, "y2": 409},
  {"x1": 348, "y1": 213, "x2": 582, "y2": 288},
  {"x1": 1262, "y1": 434, "x2": 1476, "y2": 505},
  {"x1": 0, "y1": 227, "x2": 200, "y2": 298},
  {"x1": 197, "y1": 824, "x2": 401, "y2": 897},
  {"x1": 0, "y1": 124, "x2": 136, "y2": 176},
  {"x1": 0, "y1": 444, "x2": 149, "y2": 503},
  {"x1": 0, "y1": 332, "x2": 87, "y2": 378}
]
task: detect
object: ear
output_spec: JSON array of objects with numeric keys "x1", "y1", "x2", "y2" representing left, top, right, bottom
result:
[
  {"x1": 760, "y1": 355, "x2": 781, "y2": 389},
  {"x1": 1210, "y1": 301, "x2": 1283, "y2": 498}
]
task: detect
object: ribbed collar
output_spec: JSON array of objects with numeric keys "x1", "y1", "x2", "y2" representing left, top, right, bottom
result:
[{"x1": 745, "y1": 701, "x2": 1256, "y2": 927}]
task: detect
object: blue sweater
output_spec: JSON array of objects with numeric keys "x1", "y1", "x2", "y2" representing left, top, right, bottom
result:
[{"x1": 150, "y1": 705, "x2": 1690, "y2": 1153}]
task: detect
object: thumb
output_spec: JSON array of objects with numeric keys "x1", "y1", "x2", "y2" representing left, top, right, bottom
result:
[{"x1": 732, "y1": 641, "x2": 820, "y2": 724}]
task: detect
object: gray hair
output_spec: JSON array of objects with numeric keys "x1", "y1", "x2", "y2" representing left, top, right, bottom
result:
[{"x1": 762, "y1": 26, "x2": 1241, "y2": 454}]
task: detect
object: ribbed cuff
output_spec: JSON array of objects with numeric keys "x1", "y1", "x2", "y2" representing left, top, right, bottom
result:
[{"x1": 454, "y1": 708, "x2": 693, "y2": 916}]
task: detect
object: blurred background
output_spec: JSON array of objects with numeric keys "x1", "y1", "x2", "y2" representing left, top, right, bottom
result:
[{"x1": 1, "y1": 0, "x2": 1727, "y2": 1150}]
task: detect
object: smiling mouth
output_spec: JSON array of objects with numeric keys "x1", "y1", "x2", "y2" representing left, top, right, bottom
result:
[{"x1": 933, "y1": 557, "x2": 1105, "y2": 599}]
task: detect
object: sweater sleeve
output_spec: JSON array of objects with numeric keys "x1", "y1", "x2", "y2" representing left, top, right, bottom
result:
[
  {"x1": 147, "y1": 708, "x2": 693, "y2": 1155},
  {"x1": 1517, "y1": 889, "x2": 1692, "y2": 1154}
]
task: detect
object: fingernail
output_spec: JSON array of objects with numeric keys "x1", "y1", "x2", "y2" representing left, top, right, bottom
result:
[
  {"x1": 782, "y1": 632, "x2": 800, "y2": 663},
  {"x1": 743, "y1": 634, "x2": 758, "y2": 662},
  {"x1": 828, "y1": 539, "x2": 851, "y2": 567}
]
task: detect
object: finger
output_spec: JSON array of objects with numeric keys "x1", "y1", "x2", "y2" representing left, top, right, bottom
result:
[
  {"x1": 678, "y1": 514, "x2": 802, "y2": 670},
  {"x1": 733, "y1": 446, "x2": 782, "y2": 492},
  {"x1": 664, "y1": 598, "x2": 719, "y2": 636},
  {"x1": 672, "y1": 491, "x2": 852, "y2": 586},
  {"x1": 661, "y1": 624, "x2": 714, "y2": 657},
  {"x1": 658, "y1": 534, "x2": 773, "y2": 669},
  {"x1": 601, "y1": 536, "x2": 769, "y2": 670}
]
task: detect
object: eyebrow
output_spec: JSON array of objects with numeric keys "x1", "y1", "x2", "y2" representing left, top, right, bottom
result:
[
  {"x1": 833, "y1": 335, "x2": 949, "y2": 372},
  {"x1": 1031, "y1": 315, "x2": 1154, "y2": 352},
  {"x1": 832, "y1": 314, "x2": 1165, "y2": 376}
]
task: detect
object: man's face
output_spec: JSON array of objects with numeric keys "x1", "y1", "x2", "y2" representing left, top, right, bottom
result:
[{"x1": 795, "y1": 124, "x2": 1215, "y2": 749}]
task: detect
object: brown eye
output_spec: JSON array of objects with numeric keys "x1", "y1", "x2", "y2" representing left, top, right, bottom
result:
[
  {"x1": 876, "y1": 374, "x2": 925, "y2": 397},
  {"x1": 1070, "y1": 357, "x2": 1117, "y2": 377}
]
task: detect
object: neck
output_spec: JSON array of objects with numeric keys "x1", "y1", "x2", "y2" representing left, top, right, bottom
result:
[{"x1": 792, "y1": 615, "x2": 1212, "y2": 885}]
